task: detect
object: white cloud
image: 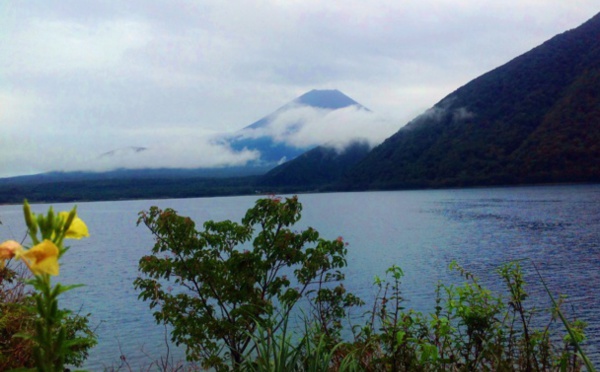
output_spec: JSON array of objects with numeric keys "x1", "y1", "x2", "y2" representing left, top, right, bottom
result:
[
  {"x1": 1, "y1": 18, "x2": 150, "y2": 77},
  {"x1": 87, "y1": 139, "x2": 260, "y2": 172},
  {"x1": 237, "y1": 105, "x2": 400, "y2": 151},
  {"x1": 0, "y1": 131, "x2": 259, "y2": 177}
]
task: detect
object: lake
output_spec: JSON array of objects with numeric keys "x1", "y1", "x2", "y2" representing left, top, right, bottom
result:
[{"x1": 1, "y1": 184, "x2": 599, "y2": 369}]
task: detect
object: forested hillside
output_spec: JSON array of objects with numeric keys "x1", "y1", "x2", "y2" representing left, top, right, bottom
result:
[
  {"x1": 343, "y1": 12, "x2": 600, "y2": 189},
  {"x1": 257, "y1": 141, "x2": 371, "y2": 191}
]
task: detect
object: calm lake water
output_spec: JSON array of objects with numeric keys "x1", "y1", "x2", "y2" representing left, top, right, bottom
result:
[{"x1": 1, "y1": 184, "x2": 599, "y2": 369}]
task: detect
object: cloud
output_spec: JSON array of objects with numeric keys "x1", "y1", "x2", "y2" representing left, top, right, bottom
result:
[
  {"x1": 237, "y1": 105, "x2": 400, "y2": 151},
  {"x1": 88, "y1": 139, "x2": 259, "y2": 172},
  {"x1": 0, "y1": 128, "x2": 259, "y2": 177},
  {"x1": 452, "y1": 107, "x2": 475, "y2": 122},
  {"x1": 2, "y1": 19, "x2": 149, "y2": 77},
  {"x1": 401, "y1": 104, "x2": 476, "y2": 132}
]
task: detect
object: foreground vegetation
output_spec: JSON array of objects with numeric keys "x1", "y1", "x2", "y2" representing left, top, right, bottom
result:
[
  {"x1": 0, "y1": 201, "x2": 96, "y2": 371},
  {"x1": 136, "y1": 196, "x2": 593, "y2": 371},
  {"x1": 0, "y1": 197, "x2": 595, "y2": 371}
]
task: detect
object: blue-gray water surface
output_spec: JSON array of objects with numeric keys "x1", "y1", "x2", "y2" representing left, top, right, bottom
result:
[{"x1": 1, "y1": 184, "x2": 599, "y2": 369}]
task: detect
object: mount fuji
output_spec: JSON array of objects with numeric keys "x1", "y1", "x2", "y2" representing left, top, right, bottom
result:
[{"x1": 224, "y1": 89, "x2": 368, "y2": 167}]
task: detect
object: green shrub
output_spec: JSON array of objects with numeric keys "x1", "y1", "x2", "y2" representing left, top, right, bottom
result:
[{"x1": 135, "y1": 195, "x2": 361, "y2": 370}]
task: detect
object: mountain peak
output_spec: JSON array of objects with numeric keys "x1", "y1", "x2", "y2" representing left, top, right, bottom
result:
[
  {"x1": 242, "y1": 89, "x2": 365, "y2": 131},
  {"x1": 293, "y1": 89, "x2": 361, "y2": 110}
]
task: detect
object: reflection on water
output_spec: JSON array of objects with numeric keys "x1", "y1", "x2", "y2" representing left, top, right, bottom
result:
[{"x1": 0, "y1": 184, "x2": 599, "y2": 369}]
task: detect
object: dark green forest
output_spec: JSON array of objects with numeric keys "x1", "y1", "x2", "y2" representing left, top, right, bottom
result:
[
  {"x1": 342, "y1": 12, "x2": 600, "y2": 189},
  {"x1": 0, "y1": 176, "x2": 261, "y2": 203}
]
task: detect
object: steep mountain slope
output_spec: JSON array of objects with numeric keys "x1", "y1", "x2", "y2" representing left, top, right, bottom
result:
[
  {"x1": 228, "y1": 89, "x2": 367, "y2": 165},
  {"x1": 344, "y1": 12, "x2": 600, "y2": 189},
  {"x1": 258, "y1": 141, "x2": 371, "y2": 189}
]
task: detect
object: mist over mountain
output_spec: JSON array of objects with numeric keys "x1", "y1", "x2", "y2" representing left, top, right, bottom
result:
[
  {"x1": 243, "y1": 89, "x2": 365, "y2": 132},
  {"x1": 73, "y1": 89, "x2": 385, "y2": 175},
  {"x1": 341, "y1": 12, "x2": 600, "y2": 189},
  {"x1": 225, "y1": 89, "x2": 371, "y2": 166},
  {"x1": 0, "y1": 89, "x2": 391, "y2": 202}
]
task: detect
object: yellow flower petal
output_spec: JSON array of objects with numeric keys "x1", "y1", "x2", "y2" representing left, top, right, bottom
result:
[
  {"x1": 17, "y1": 240, "x2": 60, "y2": 276},
  {"x1": 59, "y1": 211, "x2": 90, "y2": 239},
  {"x1": 0, "y1": 240, "x2": 23, "y2": 268}
]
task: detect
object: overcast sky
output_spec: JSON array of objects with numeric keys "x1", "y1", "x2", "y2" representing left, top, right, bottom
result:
[{"x1": 0, "y1": 1, "x2": 597, "y2": 177}]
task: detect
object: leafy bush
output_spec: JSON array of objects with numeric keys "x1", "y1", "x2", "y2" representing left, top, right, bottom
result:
[{"x1": 135, "y1": 195, "x2": 361, "y2": 370}]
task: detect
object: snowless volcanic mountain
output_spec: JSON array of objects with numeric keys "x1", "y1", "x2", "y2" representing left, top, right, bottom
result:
[{"x1": 225, "y1": 89, "x2": 368, "y2": 166}]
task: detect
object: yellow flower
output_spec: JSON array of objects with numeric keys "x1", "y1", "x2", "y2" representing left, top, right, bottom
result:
[
  {"x1": 59, "y1": 211, "x2": 90, "y2": 239},
  {"x1": 0, "y1": 240, "x2": 23, "y2": 268},
  {"x1": 16, "y1": 240, "x2": 60, "y2": 276}
]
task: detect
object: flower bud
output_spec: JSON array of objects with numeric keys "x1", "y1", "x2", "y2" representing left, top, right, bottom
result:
[{"x1": 23, "y1": 200, "x2": 38, "y2": 236}]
